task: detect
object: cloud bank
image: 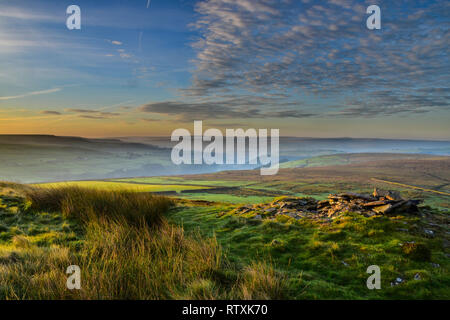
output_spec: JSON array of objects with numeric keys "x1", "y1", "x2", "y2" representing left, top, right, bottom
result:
[{"x1": 168, "y1": 0, "x2": 449, "y2": 119}]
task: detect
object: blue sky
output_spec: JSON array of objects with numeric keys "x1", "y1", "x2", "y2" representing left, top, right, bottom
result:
[{"x1": 0, "y1": 0, "x2": 448, "y2": 138}]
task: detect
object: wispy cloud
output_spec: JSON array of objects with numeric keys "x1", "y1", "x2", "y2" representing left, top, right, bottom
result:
[
  {"x1": 184, "y1": 0, "x2": 450, "y2": 117},
  {"x1": 108, "y1": 40, "x2": 123, "y2": 46},
  {"x1": 40, "y1": 110, "x2": 62, "y2": 115},
  {"x1": 65, "y1": 108, "x2": 121, "y2": 118},
  {"x1": 138, "y1": 100, "x2": 315, "y2": 121},
  {"x1": 0, "y1": 88, "x2": 61, "y2": 101},
  {"x1": 61, "y1": 100, "x2": 135, "y2": 120},
  {"x1": 65, "y1": 109, "x2": 98, "y2": 114},
  {"x1": 0, "y1": 6, "x2": 62, "y2": 23}
]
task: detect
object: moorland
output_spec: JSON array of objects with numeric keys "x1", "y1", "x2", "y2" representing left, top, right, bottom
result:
[{"x1": 0, "y1": 135, "x2": 449, "y2": 299}]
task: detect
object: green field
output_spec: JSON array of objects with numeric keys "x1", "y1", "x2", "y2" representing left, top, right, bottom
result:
[
  {"x1": 34, "y1": 181, "x2": 211, "y2": 193},
  {"x1": 177, "y1": 193, "x2": 274, "y2": 204},
  {"x1": 112, "y1": 177, "x2": 255, "y2": 188},
  {"x1": 21, "y1": 152, "x2": 449, "y2": 213}
]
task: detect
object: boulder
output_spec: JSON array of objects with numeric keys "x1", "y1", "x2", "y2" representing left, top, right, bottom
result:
[
  {"x1": 336, "y1": 192, "x2": 377, "y2": 202},
  {"x1": 362, "y1": 200, "x2": 390, "y2": 207},
  {"x1": 232, "y1": 189, "x2": 422, "y2": 221},
  {"x1": 373, "y1": 188, "x2": 402, "y2": 200},
  {"x1": 317, "y1": 200, "x2": 330, "y2": 208},
  {"x1": 373, "y1": 204, "x2": 393, "y2": 214}
]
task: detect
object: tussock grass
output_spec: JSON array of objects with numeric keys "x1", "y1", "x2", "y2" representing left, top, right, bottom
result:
[
  {"x1": 24, "y1": 186, "x2": 173, "y2": 226},
  {"x1": 74, "y1": 219, "x2": 223, "y2": 299},
  {"x1": 0, "y1": 218, "x2": 286, "y2": 300},
  {"x1": 240, "y1": 261, "x2": 288, "y2": 300},
  {"x1": 0, "y1": 182, "x2": 30, "y2": 191},
  {"x1": 0, "y1": 245, "x2": 72, "y2": 299},
  {"x1": 1, "y1": 185, "x2": 287, "y2": 300}
]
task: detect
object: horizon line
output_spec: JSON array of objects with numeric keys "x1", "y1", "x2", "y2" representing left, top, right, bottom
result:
[{"x1": 0, "y1": 133, "x2": 449, "y2": 142}]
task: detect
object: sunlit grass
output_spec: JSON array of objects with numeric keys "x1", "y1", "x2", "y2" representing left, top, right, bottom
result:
[
  {"x1": 34, "y1": 181, "x2": 211, "y2": 193},
  {"x1": 0, "y1": 183, "x2": 287, "y2": 300},
  {"x1": 24, "y1": 186, "x2": 173, "y2": 226}
]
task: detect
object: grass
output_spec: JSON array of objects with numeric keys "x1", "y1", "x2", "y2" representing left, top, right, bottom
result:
[
  {"x1": 280, "y1": 153, "x2": 443, "y2": 169},
  {"x1": 35, "y1": 181, "x2": 210, "y2": 193},
  {"x1": 168, "y1": 181, "x2": 447, "y2": 211},
  {"x1": 112, "y1": 177, "x2": 254, "y2": 187},
  {"x1": 280, "y1": 154, "x2": 350, "y2": 168},
  {"x1": 167, "y1": 204, "x2": 450, "y2": 299},
  {"x1": 1, "y1": 180, "x2": 448, "y2": 299},
  {"x1": 177, "y1": 192, "x2": 274, "y2": 204},
  {"x1": 0, "y1": 183, "x2": 287, "y2": 300},
  {"x1": 24, "y1": 186, "x2": 173, "y2": 226},
  {"x1": 31, "y1": 152, "x2": 450, "y2": 210}
]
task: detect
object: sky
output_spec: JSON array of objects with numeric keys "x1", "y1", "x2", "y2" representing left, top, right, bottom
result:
[{"x1": 0, "y1": 0, "x2": 448, "y2": 139}]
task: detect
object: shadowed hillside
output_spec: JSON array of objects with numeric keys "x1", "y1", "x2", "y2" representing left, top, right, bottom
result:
[{"x1": 1, "y1": 135, "x2": 450, "y2": 183}]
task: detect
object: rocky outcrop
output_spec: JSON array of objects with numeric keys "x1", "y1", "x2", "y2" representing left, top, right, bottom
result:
[{"x1": 232, "y1": 188, "x2": 422, "y2": 220}]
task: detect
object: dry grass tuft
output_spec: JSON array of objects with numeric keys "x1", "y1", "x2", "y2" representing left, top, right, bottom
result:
[
  {"x1": 1, "y1": 184, "x2": 287, "y2": 300},
  {"x1": 24, "y1": 186, "x2": 174, "y2": 227},
  {"x1": 239, "y1": 261, "x2": 288, "y2": 300}
]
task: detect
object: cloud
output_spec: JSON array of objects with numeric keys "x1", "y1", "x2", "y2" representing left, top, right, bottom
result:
[
  {"x1": 78, "y1": 115, "x2": 108, "y2": 120},
  {"x1": 0, "y1": 6, "x2": 62, "y2": 23},
  {"x1": 99, "y1": 112, "x2": 120, "y2": 117},
  {"x1": 329, "y1": 89, "x2": 450, "y2": 117},
  {"x1": 141, "y1": 118, "x2": 159, "y2": 122},
  {"x1": 138, "y1": 100, "x2": 316, "y2": 121},
  {"x1": 39, "y1": 110, "x2": 62, "y2": 115},
  {"x1": 184, "y1": 0, "x2": 449, "y2": 117},
  {"x1": 65, "y1": 108, "x2": 121, "y2": 119},
  {"x1": 120, "y1": 106, "x2": 134, "y2": 110},
  {"x1": 0, "y1": 88, "x2": 61, "y2": 101},
  {"x1": 65, "y1": 108, "x2": 97, "y2": 114},
  {"x1": 114, "y1": 47, "x2": 133, "y2": 60}
]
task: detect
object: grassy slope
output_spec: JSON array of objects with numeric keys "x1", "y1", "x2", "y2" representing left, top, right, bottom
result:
[
  {"x1": 280, "y1": 153, "x2": 440, "y2": 169},
  {"x1": 0, "y1": 185, "x2": 287, "y2": 300},
  {"x1": 1, "y1": 182, "x2": 449, "y2": 299},
  {"x1": 34, "y1": 181, "x2": 211, "y2": 193},
  {"x1": 168, "y1": 203, "x2": 449, "y2": 299},
  {"x1": 33, "y1": 155, "x2": 449, "y2": 208},
  {"x1": 112, "y1": 177, "x2": 254, "y2": 187},
  {"x1": 174, "y1": 157, "x2": 450, "y2": 210},
  {"x1": 1, "y1": 155, "x2": 449, "y2": 299}
]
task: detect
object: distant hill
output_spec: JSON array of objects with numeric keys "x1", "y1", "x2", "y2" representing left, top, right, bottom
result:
[
  {"x1": 0, "y1": 135, "x2": 172, "y2": 183},
  {"x1": 0, "y1": 135, "x2": 162, "y2": 151},
  {"x1": 280, "y1": 153, "x2": 442, "y2": 169},
  {"x1": 0, "y1": 135, "x2": 258, "y2": 183},
  {"x1": 1, "y1": 135, "x2": 450, "y2": 183}
]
